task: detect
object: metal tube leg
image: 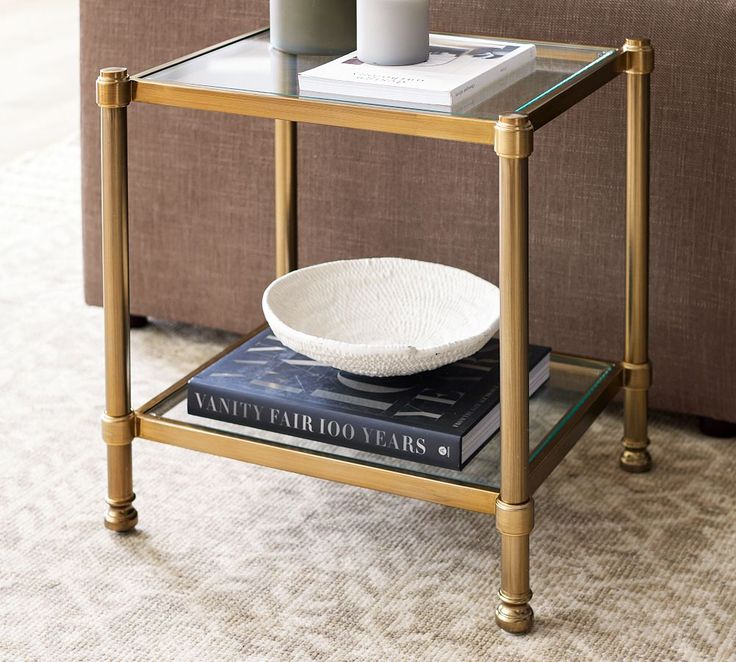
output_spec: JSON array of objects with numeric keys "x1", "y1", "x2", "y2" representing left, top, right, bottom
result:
[
  {"x1": 274, "y1": 119, "x2": 297, "y2": 277},
  {"x1": 494, "y1": 114, "x2": 534, "y2": 634},
  {"x1": 620, "y1": 40, "x2": 654, "y2": 473},
  {"x1": 97, "y1": 68, "x2": 137, "y2": 531}
]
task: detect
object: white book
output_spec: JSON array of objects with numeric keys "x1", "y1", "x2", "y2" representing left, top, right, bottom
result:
[{"x1": 298, "y1": 34, "x2": 536, "y2": 109}]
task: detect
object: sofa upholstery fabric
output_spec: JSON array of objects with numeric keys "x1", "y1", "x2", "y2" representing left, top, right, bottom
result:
[{"x1": 81, "y1": 0, "x2": 736, "y2": 421}]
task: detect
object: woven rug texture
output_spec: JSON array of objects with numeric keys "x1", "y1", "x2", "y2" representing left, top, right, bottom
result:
[{"x1": 0, "y1": 141, "x2": 735, "y2": 661}]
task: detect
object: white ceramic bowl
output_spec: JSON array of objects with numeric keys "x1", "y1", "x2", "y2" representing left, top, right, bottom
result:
[{"x1": 262, "y1": 257, "x2": 500, "y2": 376}]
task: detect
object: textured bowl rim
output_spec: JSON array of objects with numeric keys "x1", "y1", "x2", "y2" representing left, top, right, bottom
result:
[{"x1": 262, "y1": 257, "x2": 500, "y2": 363}]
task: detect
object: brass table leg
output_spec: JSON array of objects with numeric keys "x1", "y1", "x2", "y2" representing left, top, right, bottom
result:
[
  {"x1": 620, "y1": 40, "x2": 654, "y2": 473},
  {"x1": 494, "y1": 114, "x2": 534, "y2": 634},
  {"x1": 97, "y1": 68, "x2": 137, "y2": 531},
  {"x1": 275, "y1": 119, "x2": 297, "y2": 277}
]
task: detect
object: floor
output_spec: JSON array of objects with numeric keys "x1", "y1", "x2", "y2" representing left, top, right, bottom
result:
[
  {"x1": 0, "y1": 0, "x2": 79, "y2": 162},
  {"x1": 2, "y1": 140, "x2": 735, "y2": 660}
]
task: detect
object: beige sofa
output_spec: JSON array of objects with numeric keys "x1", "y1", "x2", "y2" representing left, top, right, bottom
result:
[{"x1": 80, "y1": 0, "x2": 736, "y2": 424}]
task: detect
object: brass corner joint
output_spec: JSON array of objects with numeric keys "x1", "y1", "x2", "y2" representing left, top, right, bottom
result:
[
  {"x1": 623, "y1": 39, "x2": 654, "y2": 75},
  {"x1": 101, "y1": 412, "x2": 136, "y2": 446},
  {"x1": 494, "y1": 113, "x2": 533, "y2": 159},
  {"x1": 622, "y1": 360, "x2": 653, "y2": 391},
  {"x1": 495, "y1": 498, "x2": 534, "y2": 537},
  {"x1": 96, "y1": 67, "x2": 132, "y2": 108}
]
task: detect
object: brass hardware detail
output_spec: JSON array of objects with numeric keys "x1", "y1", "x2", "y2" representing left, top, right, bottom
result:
[
  {"x1": 275, "y1": 119, "x2": 297, "y2": 276},
  {"x1": 104, "y1": 445, "x2": 137, "y2": 531},
  {"x1": 496, "y1": 558, "x2": 534, "y2": 633},
  {"x1": 100, "y1": 69, "x2": 137, "y2": 530},
  {"x1": 622, "y1": 360, "x2": 652, "y2": 390},
  {"x1": 496, "y1": 606, "x2": 534, "y2": 634},
  {"x1": 623, "y1": 39, "x2": 654, "y2": 75},
  {"x1": 499, "y1": 588, "x2": 533, "y2": 606},
  {"x1": 494, "y1": 113, "x2": 533, "y2": 159},
  {"x1": 133, "y1": 79, "x2": 497, "y2": 145},
  {"x1": 101, "y1": 412, "x2": 136, "y2": 446},
  {"x1": 104, "y1": 487, "x2": 138, "y2": 532},
  {"x1": 495, "y1": 109, "x2": 534, "y2": 634},
  {"x1": 496, "y1": 587, "x2": 534, "y2": 635},
  {"x1": 620, "y1": 447, "x2": 652, "y2": 472},
  {"x1": 620, "y1": 38, "x2": 653, "y2": 473},
  {"x1": 137, "y1": 412, "x2": 500, "y2": 514},
  {"x1": 106, "y1": 494, "x2": 136, "y2": 508},
  {"x1": 96, "y1": 67, "x2": 132, "y2": 108},
  {"x1": 495, "y1": 499, "x2": 534, "y2": 537}
]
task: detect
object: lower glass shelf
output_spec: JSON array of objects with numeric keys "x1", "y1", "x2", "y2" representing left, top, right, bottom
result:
[{"x1": 137, "y1": 337, "x2": 620, "y2": 507}]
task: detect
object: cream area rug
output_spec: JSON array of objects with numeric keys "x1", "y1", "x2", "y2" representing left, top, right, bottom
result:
[{"x1": 1, "y1": 140, "x2": 735, "y2": 661}]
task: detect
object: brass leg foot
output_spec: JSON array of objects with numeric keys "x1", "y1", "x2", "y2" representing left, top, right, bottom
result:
[
  {"x1": 495, "y1": 591, "x2": 534, "y2": 634},
  {"x1": 104, "y1": 495, "x2": 138, "y2": 532},
  {"x1": 619, "y1": 446, "x2": 652, "y2": 473}
]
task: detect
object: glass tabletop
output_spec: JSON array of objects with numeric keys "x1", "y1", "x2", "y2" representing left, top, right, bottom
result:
[
  {"x1": 140, "y1": 29, "x2": 618, "y2": 122},
  {"x1": 143, "y1": 353, "x2": 615, "y2": 493}
]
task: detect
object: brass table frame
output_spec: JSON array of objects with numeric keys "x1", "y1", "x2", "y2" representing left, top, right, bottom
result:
[{"x1": 96, "y1": 32, "x2": 653, "y2": 635}]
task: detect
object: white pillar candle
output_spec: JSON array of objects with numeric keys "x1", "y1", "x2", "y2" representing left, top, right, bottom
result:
[{"x1": 357, "y1": 0, "x2": 429, "y2": 66}]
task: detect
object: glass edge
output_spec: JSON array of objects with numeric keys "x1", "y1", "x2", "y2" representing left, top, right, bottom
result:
[
  {"x1": 528, "y1": 362, "x2": 616, "y2": 463},
  {"x1": 145, "y1": 357, "x2": 616, "y2": 493},
  {"x1": 136, "y1": 30, "x2": 618, "y2": 123},
  {"x1": 514, "y1": 49, "x2": 617, "y2": 114},
  {"x1": 143, "y1": 410, "x2": 500, "y2": 494},
  {"x1": 135, "y1": 28, "x2": 270, "y2": 80}
]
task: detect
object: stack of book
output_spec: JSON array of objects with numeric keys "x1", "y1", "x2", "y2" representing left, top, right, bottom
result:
[
  {"x1": 187, "y1": 328, "x2": 550, "y2": 470},
  {"x1": 297, "y1": 34, "x2": 536, "y2": 111}
]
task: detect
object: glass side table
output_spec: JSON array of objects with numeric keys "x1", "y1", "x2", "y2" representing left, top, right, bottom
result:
[{"x1": 96, "y1": 29, "x2": 654, "y2": 634}]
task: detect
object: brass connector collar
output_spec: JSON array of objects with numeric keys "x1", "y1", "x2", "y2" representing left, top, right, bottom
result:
[
  {"x1": 623, "y1": 39, "x2": 654, "y2": 75},
  {"x1": 96, "y1": 67, "x2": 131, "y2": 108},
  {"x1": 621, "y1": 437, "x2": 651, "y2": 452},
  {"x1": 494, "y1": 113, "x2": 533, "y2": 159},
  {"x1": 495, "y1": 498, "x2": 534, "y2": 536},
  {"x1": 498, "y1": 588, "x2": 534, "y2": 606},
  {"x1": 101, "y1": 412, "x2": 136, "y2": 446},
  {"x1": 622, "y1": 360, "x2": 652, "y2": 391},
  {"x1": 106, "y1": 494, "x2": 136, "y2": 508}
]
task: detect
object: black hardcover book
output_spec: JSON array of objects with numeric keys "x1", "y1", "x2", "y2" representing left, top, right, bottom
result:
[{"x1": 187, "y1": 328, "x2": 550, "y2": 470}]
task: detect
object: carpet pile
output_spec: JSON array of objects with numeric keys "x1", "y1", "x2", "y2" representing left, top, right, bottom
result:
[{"x1": 1, "y1": 141, "x2": 734, "y2": 660}]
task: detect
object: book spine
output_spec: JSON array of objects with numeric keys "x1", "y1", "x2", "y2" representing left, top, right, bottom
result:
[{"x1": 187, "y1": 380, "x2": 463, "y2": 470}]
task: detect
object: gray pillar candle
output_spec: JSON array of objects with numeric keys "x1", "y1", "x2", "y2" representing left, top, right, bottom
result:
[
  {"x1": 270, "y1": 0, "x2": 357, "y2": 55},
  {"x1": 270, "y1": 47, "x2": 327, "y2": 95},
  {"x1": 357, "y1": 0, "x2": 429, "y2": 66}
]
